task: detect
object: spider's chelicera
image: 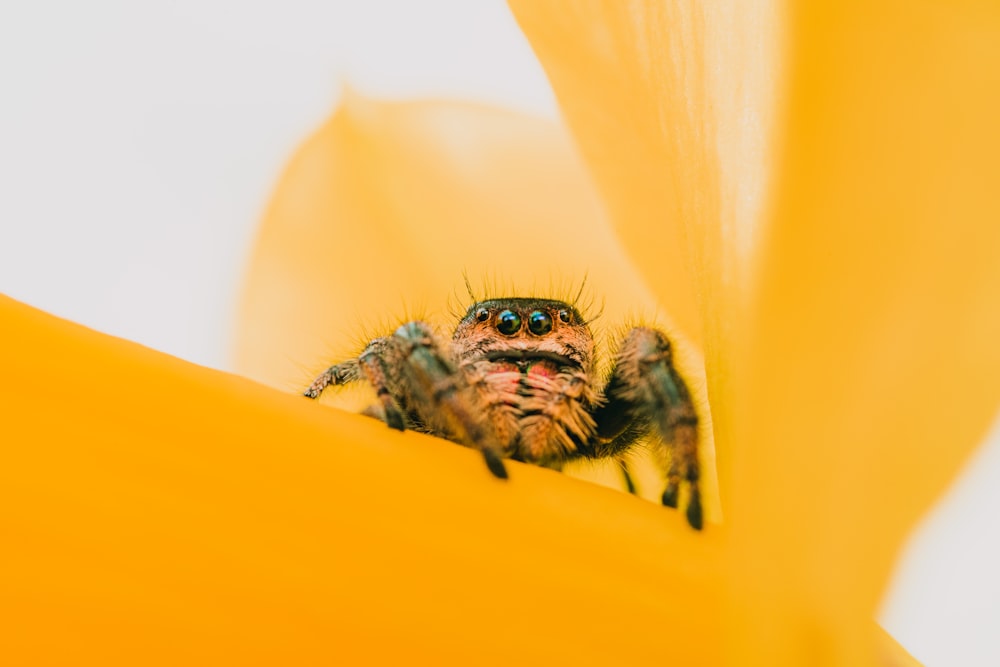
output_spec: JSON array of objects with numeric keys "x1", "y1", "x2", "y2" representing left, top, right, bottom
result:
[{"x1": 305, "y1": 297, "x2": 702, "y2": 529}]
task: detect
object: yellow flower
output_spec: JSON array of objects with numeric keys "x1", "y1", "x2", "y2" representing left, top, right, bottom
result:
[{"x1": 2, "y1": 1, "x2": 998, "y2": 666}]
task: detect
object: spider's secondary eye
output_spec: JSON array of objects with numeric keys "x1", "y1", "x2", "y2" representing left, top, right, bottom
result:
[
  {"x1": 496, "y1": 310, "x2": 521, "y2": 335},
  {"x1": 475, "y1": 308, "x2": 489, "y2": 322},
  {"x1": 558, "y1": 309, "x2": 572, "y2": 324},
  {"x1": 527, "y1": 310, "x2": 553, "y2": 335}
]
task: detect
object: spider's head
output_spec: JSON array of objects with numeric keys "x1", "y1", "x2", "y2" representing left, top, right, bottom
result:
[{"x1": 452, "y1": 298, "x2": 594, "y2": 373}]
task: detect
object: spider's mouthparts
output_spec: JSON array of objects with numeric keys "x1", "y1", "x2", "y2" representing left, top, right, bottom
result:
[{"x1": 484, "y1": 349, "x2": 580, "y2": 369}]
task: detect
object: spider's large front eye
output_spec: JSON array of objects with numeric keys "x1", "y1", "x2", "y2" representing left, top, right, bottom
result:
[
  {"x1": 496, "y1": 310, "x2": 521, "y2": 336},
  {"x1": 527, "y1": 310, "x2": 553, "y2": 335}
]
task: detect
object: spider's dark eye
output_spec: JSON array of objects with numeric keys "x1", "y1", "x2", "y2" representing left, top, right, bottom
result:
[
  {"x1": 496, "y1": 309, "x2": 521, "y2": 336},
  {"x1": 527, "y1": 310, "x2": 553, "y2": 336},
  {"x1": 558, "y1": 309, "x2": 572, "y2": 324},
  {"x1": 475, "y1": 307, "x2": 489, "y2": 322}
]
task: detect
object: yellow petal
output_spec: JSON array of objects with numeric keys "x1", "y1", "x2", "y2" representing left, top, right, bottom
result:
[
  {"x1": 237, "y1": 90, "x2": 661, "y2": 390},
  {"x1": 235, "y1": 92, "x2": 721, "y2": 522},
  {"x1": 1, "y1": 293, "x2": 725, "y2": 665},
  {"x1": 728, "y1": 2, "x2": 1000, "y2": 664},
  {"x1": 508, "y1": 0, "x2": 780, "y2": 510},
  {"x1": 1, "y1": 297, "x2": 917, "y2": 664},
  {"x1": 510, "y1": 0, "x2": 982, "y2": 663}
]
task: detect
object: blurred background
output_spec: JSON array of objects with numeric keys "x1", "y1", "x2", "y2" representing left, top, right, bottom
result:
[
  {"x1": 0, "y1": 0, "x2": 555, "y2": 367},
  {"x1": 0, "y1": 1, "x2": 996, "y2": 664}
]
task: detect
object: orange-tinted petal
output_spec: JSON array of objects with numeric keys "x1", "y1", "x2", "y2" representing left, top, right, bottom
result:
[
  {"x1": 235, "y1": 92, "x2": 721, "y2": 521},
  {"x1": 1, "y1": 294, "x2": 724, "y2": 664},
  {"x1": 728, "y1": 2, "x2": 1000, "y2": 664},
  {"x1": 508, "y1": 0, "x2": 780, "y2": 509}
]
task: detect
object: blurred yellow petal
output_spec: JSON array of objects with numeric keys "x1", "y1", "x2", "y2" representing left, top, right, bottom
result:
[
  {"x1": 1, "y1": 301, "x2": 911, "y2": 665},
  {"x1": 728, "y1": 2, "x2": 1000, "y2": 663},
  {"x1": 512, "y1": 0, "x2": 996, "y2": 664},
  {"x1": 1, "y1": 293, "x2": 725, "y2": 665},
  {"x1": 237, "y1": 91, "x2": 661, "y2": 390},
  {"x1": 505, "y1": 3, "x2": 707, "y2": 347},
  {"x1": 508, "y1": 0, "x2": 780, "y2": 511},
  {"x1": 235, "y1": 92, "x2": 722, "y2": 522}
]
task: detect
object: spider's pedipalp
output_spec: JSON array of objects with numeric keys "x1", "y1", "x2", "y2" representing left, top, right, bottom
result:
[{"x1": 517, "y1": 369, "x2": 598, "y2": 463}]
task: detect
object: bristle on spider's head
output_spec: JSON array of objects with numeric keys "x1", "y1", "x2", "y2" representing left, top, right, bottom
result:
[{"x1": 451, "y1": 271, "x2": 601, "y2": 327}]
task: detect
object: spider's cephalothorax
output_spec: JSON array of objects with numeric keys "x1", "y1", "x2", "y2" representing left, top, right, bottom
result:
[{"x1": 305, "y1": 297, "x2": 703, "y2": 529}]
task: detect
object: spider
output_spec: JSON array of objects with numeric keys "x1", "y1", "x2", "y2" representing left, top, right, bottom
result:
[{"x1": 304, "y1": 296, "x2": 702, "y2": 530}]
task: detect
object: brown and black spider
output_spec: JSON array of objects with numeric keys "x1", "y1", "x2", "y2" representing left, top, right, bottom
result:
[{"x1": 305, "y1": 296, "x2": 702, "y2": 530}]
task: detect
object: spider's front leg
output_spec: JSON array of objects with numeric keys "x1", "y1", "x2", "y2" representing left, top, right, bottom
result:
[
  {"x1": 594, "y1": 327, "x2": 702, "y2": 530},
  {"x1": 305, "y1": 322, "x2": 508, "y2": 479}
]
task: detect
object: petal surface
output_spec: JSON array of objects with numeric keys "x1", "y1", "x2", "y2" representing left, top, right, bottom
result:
[
  {"x1": 1, "y1": 293, "x2": 725, "y2": 665},
  {"x1": 509, "y1": 0, "x2": 993, "y2": 664},
  {"x1": 509, "y1": 0, "x2": 781, "y2": 507},
  {"x1": 729, "y1": 2, "x2": 1000, "y2": 664}
]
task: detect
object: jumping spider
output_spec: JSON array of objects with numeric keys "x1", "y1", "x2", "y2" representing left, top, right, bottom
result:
[{"x1": 305, "y1": 297, "x2": 702, "y2": 529}]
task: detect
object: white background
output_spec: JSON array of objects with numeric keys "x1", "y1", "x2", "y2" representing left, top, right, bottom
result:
[{"x1": 1, "y1": 2, "x2": 997, "y2": 665}]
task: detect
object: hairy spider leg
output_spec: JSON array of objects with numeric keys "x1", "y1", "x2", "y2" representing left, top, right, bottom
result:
[
  {"x1": 392, "y1": 322, "x2": 509, "y2": 479},
  {"x1": 305, "y1": 325, "x2": 508, "y2": 479},
  {"x1": 303, "y1": 340, "x2": 407, "y2": 430},
  {"x1": 303, "y1": 322, "x2": 507, "y2": 479},
  {"x1": 357, "y1": 342, "x2": 409, "y2": 431},
  {"x1": 618, "y1": 459, "x2": 638, "y2": 495},
  {"x1": 593, "y1": 327, "x2": 703, "y2": 530}
]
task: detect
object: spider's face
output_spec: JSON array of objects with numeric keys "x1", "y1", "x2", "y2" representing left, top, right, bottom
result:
[{"x1": 452, "y1": 298, "x2": 594, "y2": 374}]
